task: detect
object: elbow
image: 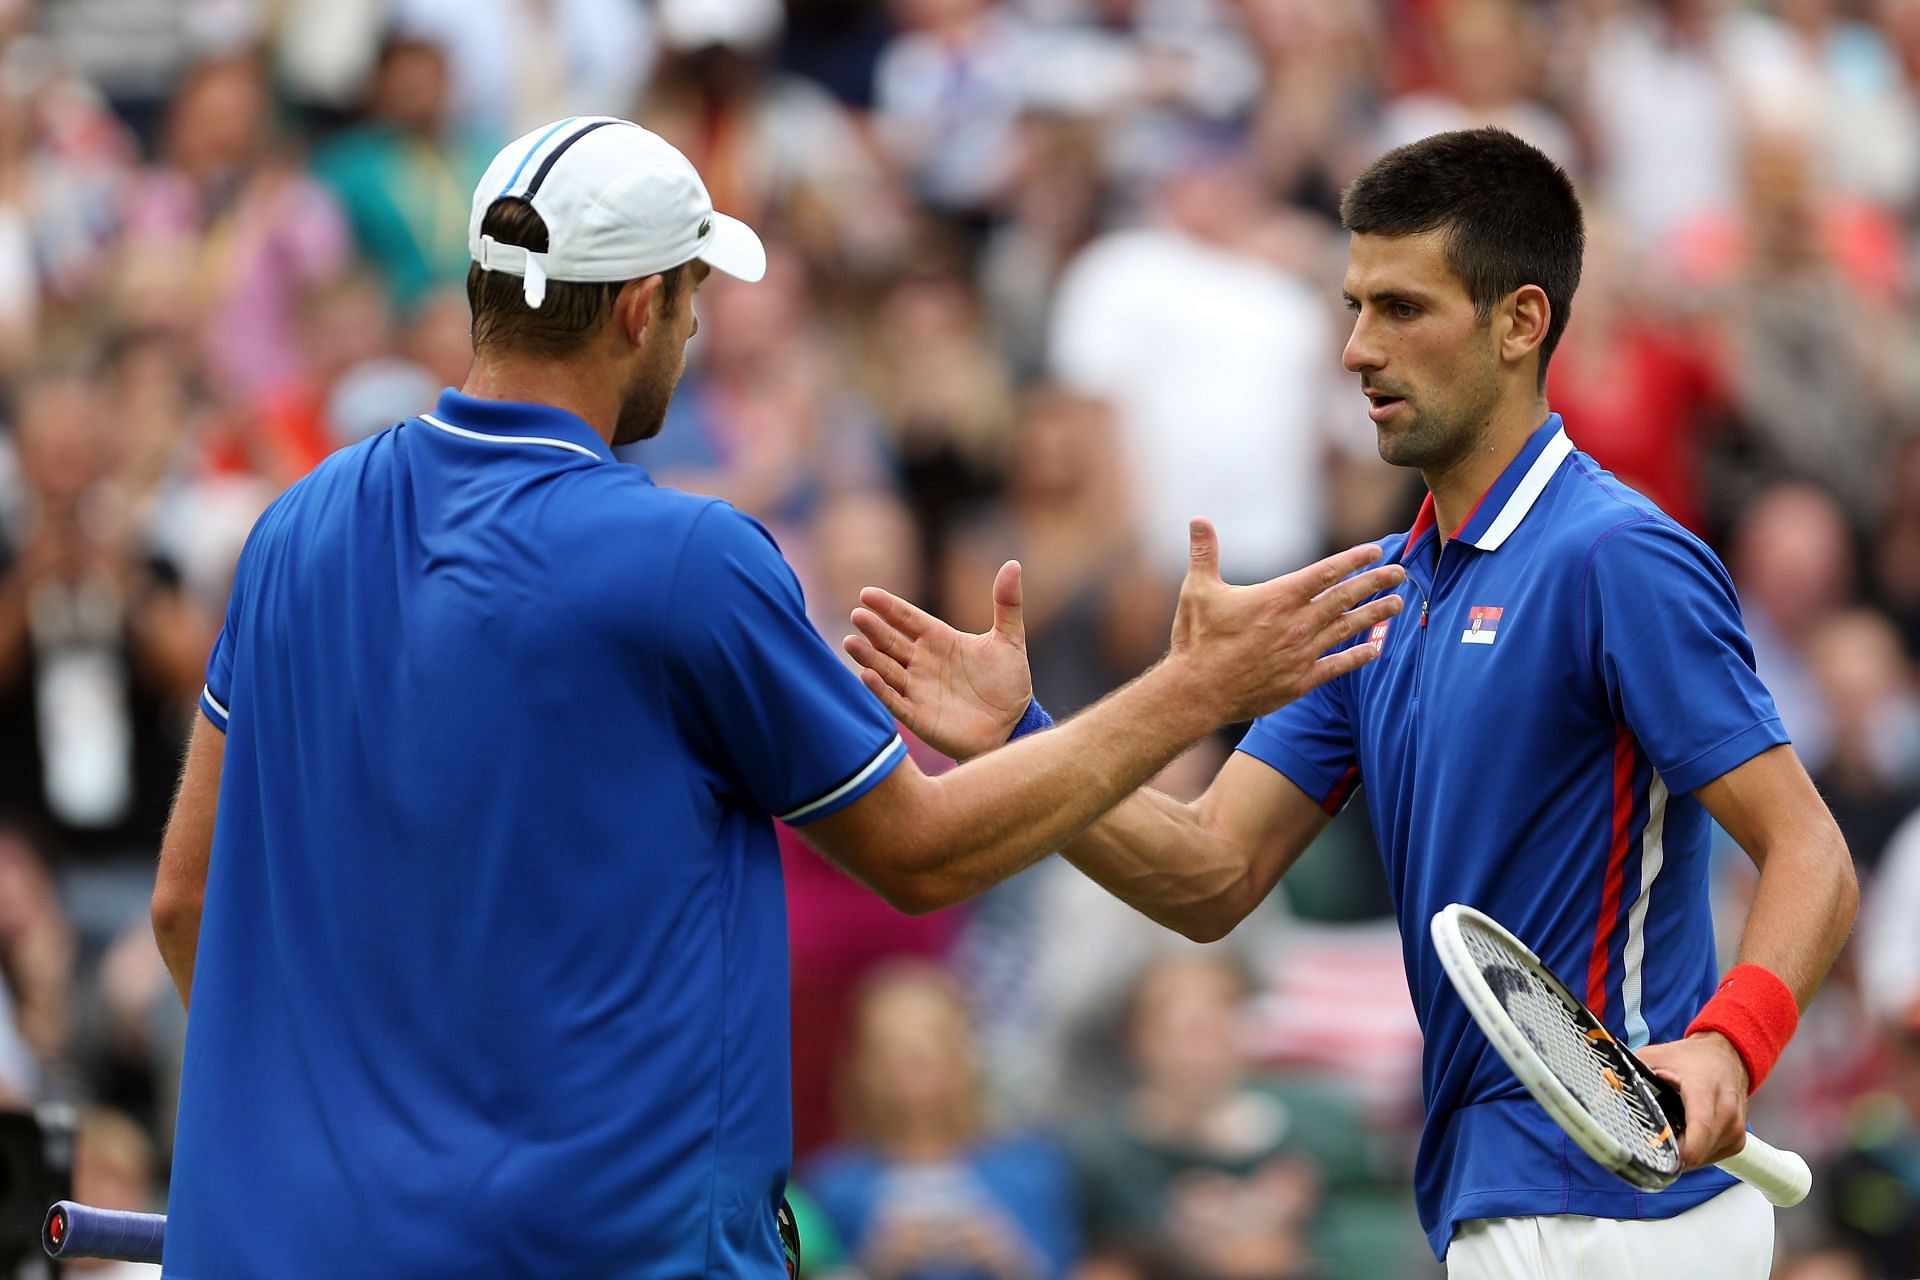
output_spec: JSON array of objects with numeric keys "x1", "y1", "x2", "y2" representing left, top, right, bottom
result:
[
  {"x1": 872, "y1": 870, "x2": 961, "y2": 917},
  {"x1": 150, "y1": 880, "x2": 202, "y2": 955},
  {"x1": 1832, "y1": 832, "x2": 1861, "y2": 933}
]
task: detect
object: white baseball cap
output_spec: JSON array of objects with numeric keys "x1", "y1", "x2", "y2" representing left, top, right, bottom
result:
[{"x1": 469, "y1": 116, "x2": 767, "y2": 310}]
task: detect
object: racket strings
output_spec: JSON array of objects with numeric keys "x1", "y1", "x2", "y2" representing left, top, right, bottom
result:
[{"x1": 1461, "y1": 925, "x2": 1679, "y2": 1176}]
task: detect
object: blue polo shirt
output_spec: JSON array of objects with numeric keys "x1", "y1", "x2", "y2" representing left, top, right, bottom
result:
[
  {"x1": 169, "y1": 389, "x2": 907, "y2": 1278},
  {"x1": 1240, "y1": 415, "x2": 1787, "y2": 1259}
]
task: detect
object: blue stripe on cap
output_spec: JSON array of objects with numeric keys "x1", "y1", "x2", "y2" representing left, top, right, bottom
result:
[
  {"x1": 523, "y1": 120, "x2": 634, "y2": 197},
  {"x1": 499, "y1": 116, "x2": 580, "y2": 198}
]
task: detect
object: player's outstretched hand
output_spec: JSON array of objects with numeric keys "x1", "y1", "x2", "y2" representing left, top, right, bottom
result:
[
  {"x1": 1636, "y1": 1032, "x2": 1752, "y2": 1170},
  {"x1": 1166, "y1": 520, "x2": 1405, "y2": 726},
  {"x1": 846, "y1": 559, "x2": 1034, "y2": 760}
]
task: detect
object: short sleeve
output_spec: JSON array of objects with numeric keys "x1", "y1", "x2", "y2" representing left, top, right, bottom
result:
[
  {"x1": 201, "y1": 620, "x2": 234, "y2": 731},
  {"x1": 1583, "y1": 517, "x2": 1788, "y2": 794},
  {"x1": 666, "y1": 503, "x2": 906, "y2": 825},
  {"x1": 1235, "y1": 666, "x2": 1362, "y2": 814}
]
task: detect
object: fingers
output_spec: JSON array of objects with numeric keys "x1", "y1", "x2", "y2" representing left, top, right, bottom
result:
[
  {"x1": 1316, "y1": 595, "x2": 1404, "y2": 651},
  {"x1": 1307, "y1": 638, "x2": 1385, "y2": 688},
  {"x1": 851, "y1": 606, "x2": 915, "y2": 666},
  {"x1": 856, "y1": 666, "x2": 916, "y2": 725},
  {"x1": 843, "y1": 632, "x2": 909, "y2": 693},
  {"x1": 857, "y1": 585, "x2": 935, "y2": 639},
  {"x1": 1312, "y1": 563, "x2": 1408, "y2": 617},
  {"x1": 991, "y1": 560, "x2": 1025, "y2": 648},
  {"x1": 1286, "y1": 543, "x2": 1386, "y2": 601},
  {"x1": 1186, "y1": 519, "x2": 1221, "y2": 585}
]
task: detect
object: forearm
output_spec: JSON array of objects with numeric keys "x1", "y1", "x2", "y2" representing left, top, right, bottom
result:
[
  {"x1": 1731, "y1": 821, "x2": 1859, "y2": 1008},
  {"x1": 887, "y1": 661, "x2": 1221, "y2": 909},
  {"x1": 154, "y1": 903, "x2": 200, "y2": 1010},
  {"x1": 1058, "y1": 789, "x2": 1255, "y2": 942}
]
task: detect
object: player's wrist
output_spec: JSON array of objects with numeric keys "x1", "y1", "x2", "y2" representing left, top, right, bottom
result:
[
  {"x1": 1684, "y1": 964, "x2": 1798, "y2": 1094},
  {"x1": 1007, "y1": 697, "x2": 1053, "y2": 742}
]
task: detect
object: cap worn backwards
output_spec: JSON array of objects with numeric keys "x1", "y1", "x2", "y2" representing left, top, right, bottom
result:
[{"x1": 469, "y1": 116, "x2": 767, "y2": 310}]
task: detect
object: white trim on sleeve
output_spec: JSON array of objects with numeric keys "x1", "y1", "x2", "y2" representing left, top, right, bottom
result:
[
  {"x1": 777, "y1": 735, "x2": 907, "y2": 825},
  {"x1": 201, "y1": 685, "x2": 230, "y2": 725}
]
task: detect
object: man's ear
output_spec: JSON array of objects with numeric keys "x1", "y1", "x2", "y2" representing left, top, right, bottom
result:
[
  {"x1": 1500, "y1": 284, "x2": 1551, "y2": 367},
  {"x1": 614, "y1": 276, "x2": 665, "y2": 348}
]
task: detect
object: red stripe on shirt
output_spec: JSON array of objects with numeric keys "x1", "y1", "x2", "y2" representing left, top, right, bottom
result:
[
  {"x1": 1586, "y1": 725, "x2": 1637, "y2": 1017},
  {"x1": 1322, "y1": 764, "x2": 1361, "y2": 815}
]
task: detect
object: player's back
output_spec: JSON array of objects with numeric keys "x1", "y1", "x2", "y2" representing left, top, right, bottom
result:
[{"x1": 167, "y1": 397, "x2": 796, "y2": 1278}]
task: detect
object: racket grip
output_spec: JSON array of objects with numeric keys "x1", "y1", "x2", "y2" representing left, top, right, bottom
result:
[
  {"x1": 1715, "y1": 1135, "x2": 1812, "y2": 1208},
  {"x1": 43, "y1": 1200, "x2": 167, "y2": 1262}
]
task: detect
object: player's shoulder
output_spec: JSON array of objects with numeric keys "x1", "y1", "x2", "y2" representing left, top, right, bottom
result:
[{"x1": 1558, "y1": 452, "x2": 1730, "y2": 587}]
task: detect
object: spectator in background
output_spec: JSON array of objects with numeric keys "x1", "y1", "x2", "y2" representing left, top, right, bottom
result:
[
  {"x1": 1804, "y1": 609, "x2": 1920, "y2": 872},
  {"x1": 643, "y1": 0, "x2": 910, "y2": 275},
  {"x1": 1874, "y1": 434, "x2": 1920, "y2": 661},
  {"x1": 1374, "y1": 0, "x2": 1577, "y2": 172},
  {"x1": 0, "y1": 372, "x2": 206, "y2": 943},
  {"x1": 940, "y1": 388, "x2": 1163, "y2": 716},
  {"x1": 632, "y1": 247, "x2": 895, "y2": 534},
  {"x1": 1675, "y1": 127, "x2": 1909, "y2": 523},
  {"x1": 1820, "y1": 997, "x2": 1920, "y2": 1279},
  {"x1": 1048, "y1": 149, "x2": 1333, "y2": 583},
  {"x1": 311, "y1": 34, "x2": 496, "y2": 313},
  {"x1": 1231, "y1": 0, "x2": 1383, "y2": 221},
  {"x1": 391, "y1": 0, "x2": 656, "y2": 138},
  {"x1": 1581, "y1": 0, "x2": 1798, "y2": 247},
  {"x1": 0, "y1": 827, "x2": 73, "y2": 1079},
  {"x1": 1727, "y1": 482, "x2": 1857, "y2": 773},
  {"x1": 805, "y1": 962, "x2": 1081, "y2": 1280},
  {"x1": 115, "y1": 51, "x2": 351, "y2": 406},
  {"x1": 68, "y1": 1105, "x2": 161, "y2": 1277},
  {"x1": 1072, "y1": 951, "x2": 1388, "y2": 1280},
  {"x1": 1771, "y1": 0, "x2": 1920, "y2": 211},
  {"x1": 873, "y1": 0, "x2": 1029, "y2": 221},
  {"x1": 976, "y1": 112, "x2": 1106, "y2": 381},
  {"x1": 785, "y1": 488, "x2": 964, "y2": 1160},
  {"x1": 861, "y1": 260, "x2": 1017, "y2": 572},
  {"x1": 1547, "y1": 217, "x2": 1728, "y2": 536}
]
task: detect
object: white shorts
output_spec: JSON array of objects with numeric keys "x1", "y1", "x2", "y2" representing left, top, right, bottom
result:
[{"x1": 1447, "y1": 1183, "x2": 1774, "y2": 1280}]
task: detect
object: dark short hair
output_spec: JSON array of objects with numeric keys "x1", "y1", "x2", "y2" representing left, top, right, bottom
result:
[
  {"x1": 466, "y1": 198, "x2": 688, "y2": 360},
  {"x1": 1341, "y1": 128, "x2": 1584, "y2": 384}
]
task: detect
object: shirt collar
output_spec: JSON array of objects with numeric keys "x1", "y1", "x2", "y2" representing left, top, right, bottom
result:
[
  {"x1": 418, "y1": 388, "x2": 616, "y2": 464},
  {"x1": 1398, "y1": 414, "x2": 1574, "y2": 560}
]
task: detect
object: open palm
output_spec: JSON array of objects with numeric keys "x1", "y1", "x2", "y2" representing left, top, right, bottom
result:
[{"x1": 844, "y1": 560, "x2": 1034, "y2": 760}]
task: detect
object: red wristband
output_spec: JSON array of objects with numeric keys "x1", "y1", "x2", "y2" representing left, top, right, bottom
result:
[{"x1": 1684, "y1": 964, "x2": 1799, "y2": 1094}]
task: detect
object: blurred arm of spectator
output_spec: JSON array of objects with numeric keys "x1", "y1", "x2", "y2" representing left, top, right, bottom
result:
[{"x1": 0, "y1": 830, "x2": 73, "y2": 1071}]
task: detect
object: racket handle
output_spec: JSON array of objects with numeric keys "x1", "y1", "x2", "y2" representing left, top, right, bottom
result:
[
  {"x1": 43, "y1": 1200, "x2": 167, "y2": 1262},
  {"x1": 1715, "y1": 1135, "x2": 1812, "y2": 1208}
]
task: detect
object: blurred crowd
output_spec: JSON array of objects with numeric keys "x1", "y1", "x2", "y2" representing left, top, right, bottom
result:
[{"x1": 0, "y1": 0, "x2": 1916, "y2": 1275}]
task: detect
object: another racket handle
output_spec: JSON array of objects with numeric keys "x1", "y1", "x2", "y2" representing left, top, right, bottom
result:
[
  {"x1": 43, "y1": 1200, "x2": 167, "y2": 1262},
  {"x1": 1716, "y1": 1135, "x2": 1812, "y2": 1208}
]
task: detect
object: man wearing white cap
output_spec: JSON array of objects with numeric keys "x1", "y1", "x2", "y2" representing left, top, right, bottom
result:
[{"x1": 148, "y1": 118, "x2": 1403, "y2": 1276}]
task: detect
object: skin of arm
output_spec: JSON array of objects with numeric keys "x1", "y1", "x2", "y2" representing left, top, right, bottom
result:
[
  {"x1": 1051, "y1": 752, "x2": 1333, "y2": 943},
  {"x1": 1635, "y1": 743, "x2": 1859, "y2": 1169},
  {"x1": 806, "y1": 524, "x2": 1402, "y2": 915},
  {"x1": 154, "y1": 716, "x2": 224, "y2": 1010}
]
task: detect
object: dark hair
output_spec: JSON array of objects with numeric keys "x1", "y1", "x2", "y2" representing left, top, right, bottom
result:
[
  {"x1": 466, "y1": 198, "x2": 689, "y2": 360},
  {"x1": 1341, "y1": 128, "x2": 1584, "y2": 385}
]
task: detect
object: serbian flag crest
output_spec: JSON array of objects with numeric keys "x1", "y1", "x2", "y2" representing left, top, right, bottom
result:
[{"x1": 1461, "y1": 606, "x2": 1502, "y2": 645}]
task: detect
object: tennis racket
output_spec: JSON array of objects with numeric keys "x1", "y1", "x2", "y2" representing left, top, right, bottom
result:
[
  {"x1": 1430, "y1": 903, "x2": 1811, "y2": 1208},
  {"x1": 44, "y1": 1200, "x2": 166, "y2": 1263}
]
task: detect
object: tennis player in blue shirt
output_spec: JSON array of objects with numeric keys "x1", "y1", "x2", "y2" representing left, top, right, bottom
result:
[
  {"x1": 146, "y1": 117, "x2": 1404, "y2": 1278},
  {"x1": 845, "y1": 129, "x2": 1859, "y2": 1279}
]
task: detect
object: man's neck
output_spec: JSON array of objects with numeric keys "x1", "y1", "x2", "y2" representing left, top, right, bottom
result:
[
  {"x1": 461, "y1": 358, "x2": 619, "y2": 446},
  {"x1": 1425, "y1": 395, "x2": 1553, "y2": 544}
]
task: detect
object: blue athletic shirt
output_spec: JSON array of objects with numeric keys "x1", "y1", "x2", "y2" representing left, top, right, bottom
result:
[
  {"x1": 169, "y1": 389, "x2": 907, "y2": 1278},
  {"x1": 1239, "y1": 415, "x2": 1787, "y2": 1259}
]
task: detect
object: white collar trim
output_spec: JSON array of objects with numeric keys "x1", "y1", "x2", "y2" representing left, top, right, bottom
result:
[{"x1": 1471, "y1": 428, "x2": 1574, "y2": 551}]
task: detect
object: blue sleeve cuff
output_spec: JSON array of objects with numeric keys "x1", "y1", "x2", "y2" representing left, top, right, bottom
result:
[
  {"x1": 777, "y1": 735, "x2": 909, "y2": 826},
  {"x1": 1659, "y1": 717, "x2": 1790, "y2": 795},
  {"x1": 1009, "y1": 697, "x2": 1054, "y2": 742},
  {"x1": 200, "y1": 685, "x2": 230, "y2": 732},
  {"x1": 1234, "y1": 737, "x2": 1350, "y2": 812}
]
